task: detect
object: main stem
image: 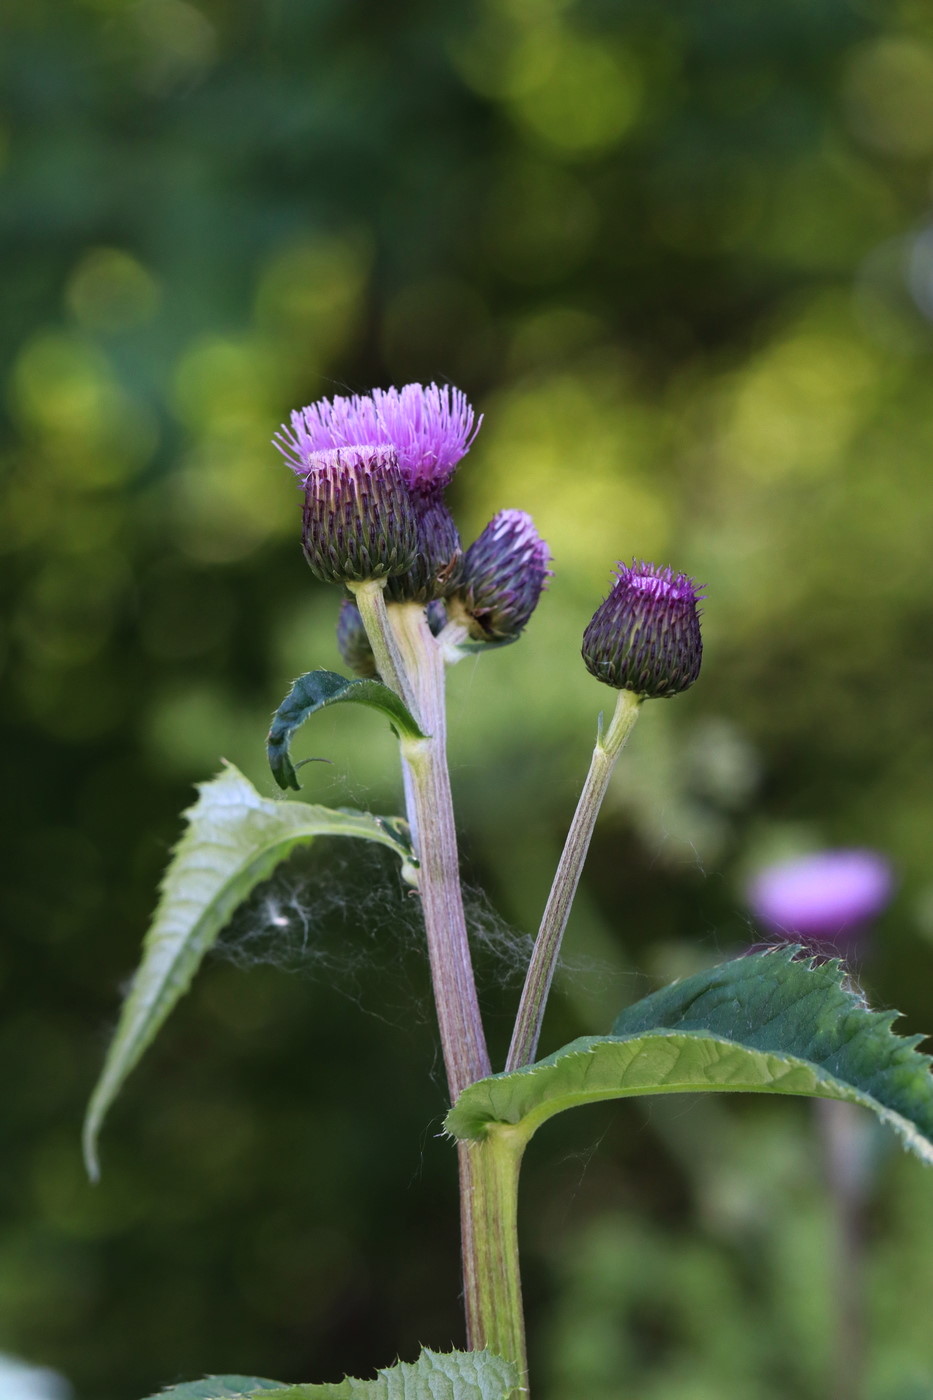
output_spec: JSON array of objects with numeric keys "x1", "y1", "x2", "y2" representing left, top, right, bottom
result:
[
  {"x1": 459, "y1": 1130, "x2": 528, "y2": 1382},
  {"x1": 388, "y1": 602, "x2": 491, "y2": 1102},
  {"x1": 364, "y1": 598, "x2": 527, "y2": 1382},
  {"x1": 506, "y1": 688, "x2": 641, "y2": 1072}
]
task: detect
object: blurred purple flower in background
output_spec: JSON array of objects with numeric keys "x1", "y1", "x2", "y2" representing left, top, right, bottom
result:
[{"x1": 746, "y1": 849, "x2": 894, "y2": 947}]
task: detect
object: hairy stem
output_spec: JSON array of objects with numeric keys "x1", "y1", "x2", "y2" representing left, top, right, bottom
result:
[
  {"x1": 389, "y1": 601, "x2": 491, "y2": 1101},
  {"x1": 347, "y1": 578, "x2": 419, "y2": 718},
  {"x1": 459, "y1": 1131, "x2": 528, "y2": 1386},
  {"x1": 506, "y1": 688, "x2": 642, "y2": 1072}
]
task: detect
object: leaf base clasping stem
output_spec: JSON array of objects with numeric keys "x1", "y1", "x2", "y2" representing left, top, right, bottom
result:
[
  {"x1": 507, "y1": 688, "x2": 642, "y2": 1072},
  {"x1": 458, "y1": 1128, "x2": 528, "y2": 1389}
]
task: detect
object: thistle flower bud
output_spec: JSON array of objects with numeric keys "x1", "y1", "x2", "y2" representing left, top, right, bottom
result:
[
  {"x1": 384, "y1": 484, "x2": 463, "y2": 603},
  {"x1": 336, "y1": 599, "x2": 378, "y2": 679},
  {"x1": 582, "y1": 560, "x2": 703, "y2": 698},
  {"x1": 459, "y1": 510, "x2": 552, "y2": 642},
  {"x1": 300, "y1": 446, "x2": 419, "y2": 585}
]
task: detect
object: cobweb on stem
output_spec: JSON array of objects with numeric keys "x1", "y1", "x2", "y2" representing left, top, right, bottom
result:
[{"x1": 212, "y1": 841, "x2": 546, "y2": 1014}]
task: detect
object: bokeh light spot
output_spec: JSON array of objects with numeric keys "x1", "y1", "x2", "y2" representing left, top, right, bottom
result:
[
  {"x1": 254, "y1": 233, "x2": 372, "y2": 366},
  {"x1": 65, "y1": 249, "x2": 161, "y2": 332},
  {"x1": 10, "y1": 333, "x2": 157, "y2": 483},
  {"x1": 507, "y1": 34, "x2": 643, "y2": 157},
  {"x1": 843, "y1": 38, "x2": 933, "y2": 159}
]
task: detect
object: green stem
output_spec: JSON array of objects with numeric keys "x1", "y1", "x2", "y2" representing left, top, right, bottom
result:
[
  {"x1": 347, "y1": 578, "x2": 419, "y2": 719},
  {"x1": 389, "y1": 602, "x2": 491, "y2": 1102},
  {"x1": 506, "y1": 688, "x2": 642, "y2": 1072},
  {"x1": 458, "y1": 1129, "x2": 529, "y2": 1386},
  {"x1": 359, "y1": 596, "x2": 524, "y2": 1380}
]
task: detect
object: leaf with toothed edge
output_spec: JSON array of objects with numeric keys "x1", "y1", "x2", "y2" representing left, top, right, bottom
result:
[
  {"x1": 142, "y1": 1350, "x2": 521, "y2": 1399},
  {"x1": 142, "y1": 1381, "x2": 286, "y2": 1399},
  {"x1": 267, "y1": 669, "x2": 426, "y2": 791},
  {"x1": 84, "y1": 763, "x2": 413, "y2": 1181},
  {"x1": 446, "y1": 948, "x2": 933, "y2": 1163}
]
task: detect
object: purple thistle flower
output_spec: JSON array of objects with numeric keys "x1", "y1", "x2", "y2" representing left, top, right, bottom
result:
[
  {"x1": 747, "y1": 850, "x2": 894, "y2": 944},
  {"x1": 275, "y1": 382, "x2": 480, "y2": 602},
  {"x1": 275, "y1": 382, "x2": 481, "y2": 492},
  {"x1": 371, "y1": 384, "x2": 480, "y2": 491},
  {"x1": 582, "y1": 560, "x2": 703, "y2": 698},
  {"x1": 459, "y1": 509, "x2": 553, "y2": 642},
  {"x1": 300, "y1": 445, "x2": 419, "y2": 585}
]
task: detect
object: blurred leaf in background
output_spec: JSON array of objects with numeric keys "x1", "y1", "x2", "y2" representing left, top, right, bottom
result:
[{"x1": 3, "y1": 0, "x2": 933, "y2": 1396}]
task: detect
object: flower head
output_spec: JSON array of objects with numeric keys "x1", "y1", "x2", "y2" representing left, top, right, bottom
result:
[
  {"x1": 300, "y1": 445, "x2": 418, "y2": 585},
  {"x1": 582, "y1": 560, "x2": 703, "y2": 698},
  {"x1": 384, "y1": 484, "x2": 463, "y2": 603},
  {"x1": 459, "y1": 510, "x2": 552, "y2": 642},
  {"x1": 275, "y1": 382, "x2": 480, "y2": 492},
  {"x1": 747, "y1": 849, "x2": 894, "y2": 943}
]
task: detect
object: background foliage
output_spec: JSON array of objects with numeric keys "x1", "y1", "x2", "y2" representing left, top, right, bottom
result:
[{"x1": 4, "y1": 1, "x2": 933, "y2": 1396}]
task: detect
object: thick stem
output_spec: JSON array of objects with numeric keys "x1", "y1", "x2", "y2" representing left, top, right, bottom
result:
[
  {"x1": 506, "y1": 689, "x2": 641, "y2": 1072},
  {"x1": 389, "y1": 602, "x2": 491, "y2": 1102},
  {"x1": 347, "y1": 578, "x2": 419, "y2": 719},
  {"x1": 459, "y1": 1132, "x2": 528, "y2": 1385}
]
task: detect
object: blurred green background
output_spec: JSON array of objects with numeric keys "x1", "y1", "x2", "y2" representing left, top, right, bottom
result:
[{"x1": 4, "y1": 0, "x2": 933, "y2": 1396}]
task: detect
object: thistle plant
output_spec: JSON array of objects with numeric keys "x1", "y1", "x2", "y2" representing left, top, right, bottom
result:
[{"x1": 84, "y1": 383, "x2": 933, "y2": 1400}]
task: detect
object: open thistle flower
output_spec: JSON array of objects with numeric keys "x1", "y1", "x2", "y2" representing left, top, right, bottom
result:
[
  {"x1": 336, "y1": 598, "x2": 378, "y2": 679},
  {"x1": 747, "y1": 849, "x2": 893, "y2": 945},
  {"x1": 458, "y1": 510, "x2": 552, "y2": 642},
  {"x1": 582, "y1": 560, "x2": 703, "y2": 698},
  {"x1": 275, "y1": 383, "x2": 481, "y2": 601},
  {"x1": 300, "y1": 446, "x2": 418, "y2": 585},
  {"x1": 275, "y1": 382, "x2": 480, "y2": 492}
]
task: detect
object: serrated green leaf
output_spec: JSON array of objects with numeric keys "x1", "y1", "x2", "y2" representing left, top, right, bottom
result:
[
  {"x1": 84, "y1": 762, "x2": 413, "y2": 1180},
  {"x1": 267, "y1": 669, "x2": 426, "y2": 791},
  {"x1": 143, "y1": 1379, "x2": 285, "y2": 1399},
  {"x1": 446, "y1": 949, "x2": 933, "y2": 1163},
  {"x1": 145, "y1": 1351, "x2": 521, "y2": 1400}
]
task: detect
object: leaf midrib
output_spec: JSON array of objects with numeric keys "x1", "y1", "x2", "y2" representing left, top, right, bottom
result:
[{"x1": 455, "y1": 1029, "x2": 904, "y2": 1143}]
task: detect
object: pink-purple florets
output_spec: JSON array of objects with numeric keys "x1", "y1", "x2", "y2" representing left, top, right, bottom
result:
[{"x1": 275, "y1": 382, "x2": 480, "y2": 491}]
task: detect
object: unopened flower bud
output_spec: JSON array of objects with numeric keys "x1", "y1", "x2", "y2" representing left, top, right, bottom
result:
[
  {"x1": 384, "y1": 485, "x2": 462, "y2": 603},
  {"x1": 336, "y1": 599, "x2": 378, "y2": 679},
  {"x1": 300, "y1": 446, "x2": 418, "y2": 585},
  {"x1": 582, "y1": 560, "x2": 703, "y2": 698},
  {"x1": 460, "y1": 510, "x2": 552, "y2": 642}
]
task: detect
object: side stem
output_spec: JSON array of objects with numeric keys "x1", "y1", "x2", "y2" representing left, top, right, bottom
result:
[
  {"x1": 458, "y1": 1130, "x2": 528, "y2": 1385},
  {"x1": 389, "y1": 602, "x2": 491, "y2": 1101},
  {"x1": 506, "y1": 688, "x2": 641, "y2": 1071},
  {"x1": 347, "y1": 578, "x2": 419, "y2": 719}
]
